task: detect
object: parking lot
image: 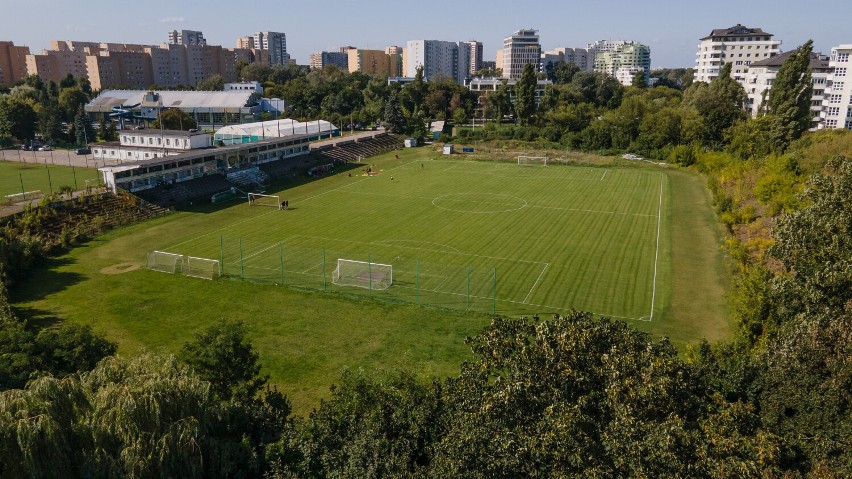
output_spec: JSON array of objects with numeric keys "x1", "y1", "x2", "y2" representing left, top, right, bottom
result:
[{"x1": 0, "y1": 148, "x2": 115, "y2": 169}]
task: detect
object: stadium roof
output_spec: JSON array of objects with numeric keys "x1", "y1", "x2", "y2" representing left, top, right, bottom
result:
[
  {"x1": 215, "y1": 119, "x2": 338, "y2": 140},
  {"x1": 86, "y1": 90, "x2": 258, "y2": 113}
]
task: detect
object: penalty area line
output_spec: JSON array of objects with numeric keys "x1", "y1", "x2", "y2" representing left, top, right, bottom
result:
[
  {"x1": 522, "y1": 263, "x2": 550, "y2": 304},
  {"x1": 648, "y1": 174, "x2": 664, "y2": 322}
]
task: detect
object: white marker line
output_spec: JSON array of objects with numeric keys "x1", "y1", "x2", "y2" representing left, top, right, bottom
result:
[
  {"x1": 527, "y1": 205, "x2": 655, "y2": 217},
  {"x1": 601, "y1": 170, "x2": 608, "y2": 181},
  {"x1": 648, "y1": 174, "x2": 664, "y2": 322},
  {"x1": 522, "y1": 263, "x2": 550, "y2": 304}
]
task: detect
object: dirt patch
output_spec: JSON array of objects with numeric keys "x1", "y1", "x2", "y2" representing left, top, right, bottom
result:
[{"x1": 100, "y1": 262, "x2": 142, "y2": 275}]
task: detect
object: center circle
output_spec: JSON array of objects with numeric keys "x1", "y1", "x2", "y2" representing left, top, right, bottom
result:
[{"x1": 432, "y1": 193, "x2": 528, "y2": 213}]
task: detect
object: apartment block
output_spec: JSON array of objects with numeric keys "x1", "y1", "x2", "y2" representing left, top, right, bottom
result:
[
  {"x1": 694, "y1": 24, "x2": 781, "y2": 83},
  {"x1": 0, "y1": 41, "x2": 30, "y2": 86},
  {"x1": 236, "y1": 36, "x2": 255, "y2": 49},
  {"x1": 465, "y1": 41, "x2": 483, "y2": 76},
  {"x1": 588, "y1": 40, "x2": 650, "y2": 86},
  {"x1": 252, "y1": 31, "x2": 289, "y2": 65},
  {"x1": 168, "y1": 30, "x2": 207, "y2": 46},
  {"x1": 819, "y1": 44, "x2": 852, "y2": 130},
  {"x1": 405, "y1": 40, "x2": 470, "y2": 83},
  {"x1": 310, "y1": 51, "x2": 348, "y2": 70},
  {"x1": 347, "y1": 49, "x2": 402, "y2": 77},
  {"x1": 502, "y1": 29, "x2": 541, "y2": 79},
  {"x1": 541, "y1": 47, "x2": 594, "y2": 74},
  {"x1": 744, "y1": 51, "x2": 830, "y2": 127}
]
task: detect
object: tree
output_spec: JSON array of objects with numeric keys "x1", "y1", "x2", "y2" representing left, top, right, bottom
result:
[
  {"x1": 241, "y1": 62, "x2": 273, "y2": 82},
  {"x1": 179, "y1": 319, "x2": 267, "y2": 402},
  {"x1": 514, "y1": 63, "x2": 537, "y2": 125},
  {"x1": 38, "y1": 101, "x2": 64, "y2": 143},
  {"x1": 58, "y1": 86, "x2": 88, "y2": 121},
  {"x1": 683, "y1": 63, "x2": 747, "y2": 147},
  {"x1": 0, "y1": 97, "x2": 38, "y2": 143},
  {"x1": 632, "y1": 69, "x2": 647, "y2": 88},
  {"x1": 196, "y1": 74, "x2": 225, "y2": 91},
  {"x1": 73, "y1": 105, "x2": 94, "y2": 146},
  {"x1": 383, "y1": 91, "x2": 406, "y2": 134},
  {"x1": 764, "y1": 40, "x2": 814, "y2": 149},
  {"x1": 150, "y1": 108, "x2": 197, "y2": 131}
]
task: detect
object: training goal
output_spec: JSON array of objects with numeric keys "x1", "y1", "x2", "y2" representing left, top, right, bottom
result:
[
  {"x1": 332, "y1": 259, "x2": 393, "y2": 290},
  {"x1": 248, "y1": 193, "x2": 281, "y2": 209},
  {"x1": 147, "y1": 251, "x2": 183, "y2": 273},
  {"x1": 517, "y1": 156, "x2": 548, "y2": 166},
  {"x1": 184, "y1": 256, "x2": 221, "y2": 280}
]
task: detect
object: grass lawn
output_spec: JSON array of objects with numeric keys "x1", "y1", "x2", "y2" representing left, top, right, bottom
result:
[
  {"x1": 0, "y1": 160, "x2": 99, "y2": 201},
  {"x1": 11, "y1": 147, "x2": 730, "y2": 413}
]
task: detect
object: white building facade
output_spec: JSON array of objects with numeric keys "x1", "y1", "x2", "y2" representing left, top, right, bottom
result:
[
  {"x1": 92, "y1": 129, "x2": 212, "y2": 163},
  {"x1": 694, "y1": 24, "x2": 781, "y2": 83},
  {"x1": 819, "y1": 44, "x2": 852, "y2": 130},
  {"x1": 167, "y1": 30, "x2": 206, "y2": 46},
  {"x1": 587, "y1": 40, "x2": 650, "y2": 86},
  {"x1": 744, "y1": 51, "x2": 830, "y2": 127},
  {"x1": 502, "y1": 29, "x2": 541, "y2": 79},
  {"x1": 405, "y1": 40, "x2": 470, "y2": 84},
  {"x1": 253, "y1": 31, "x2": 289, "y2": 65}
]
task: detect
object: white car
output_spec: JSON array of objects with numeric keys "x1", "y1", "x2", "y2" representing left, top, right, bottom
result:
[{"x1": 38, "y1": 145, "x2": 53, "y2": 151}]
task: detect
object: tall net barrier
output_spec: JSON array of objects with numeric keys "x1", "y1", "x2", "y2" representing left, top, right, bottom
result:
[{"x1": 217, "y1": 236, "x2": 504, "y2": 313}]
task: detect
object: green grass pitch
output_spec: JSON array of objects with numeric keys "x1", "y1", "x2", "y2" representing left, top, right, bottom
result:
[
  {"x1": 13, "y1": 148, "x2": 730, "y2": 412},
  {"x1": 0, "y1": 160, "x2": 99, "y2": 200}
]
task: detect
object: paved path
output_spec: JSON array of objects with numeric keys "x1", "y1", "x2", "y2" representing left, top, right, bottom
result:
[
  {"x1": 0, "y1": 148, "x2": 116, "y2": 169},
  {"x1": 310, "y1": 128, "x2": 388, "y2": 150}
]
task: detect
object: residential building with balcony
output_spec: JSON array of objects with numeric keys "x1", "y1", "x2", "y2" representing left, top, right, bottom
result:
[
  {"x1": 0, "y1": 41, "x2": 30, "y2": 87},
  {"x1": 347, "y1": 49, "x2": 402, "y2": 77},
  {"x1": 694, "y1": 24, "x2": 781, "y2": 83},
  {"x1": 310, "y1": 51, "x2": 349, "y2": 70},
  {"x1": 252, "y1": 31, "x2": 289, "y2": 65},
  {"x1": 587, "y1": 40, "x2": 650, "y2": 86},
  {"x1": 168, "y1": 30, "x2": 207, "y2": 46},
  {"x1": 819, "y1": 44, "x2": 852, "y2": 130},
  {"x1": 501, "y1": 29, "x2": 541, "y2": 79},
  {"x1": 744, "y1": 51, "x2": 830, "y2": 128},
  {"x1": 405, "y1": 40, "x2": 470, "y2": 83}
]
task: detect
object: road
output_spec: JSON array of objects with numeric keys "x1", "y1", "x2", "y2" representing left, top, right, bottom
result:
[{"x1": 0, "y1": 148, "x2": 118, "y2": 169}]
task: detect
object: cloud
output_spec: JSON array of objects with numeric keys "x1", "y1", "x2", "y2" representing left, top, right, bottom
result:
[{"x1": 159, "y1": 16, "x2": 185, "y2": 24}]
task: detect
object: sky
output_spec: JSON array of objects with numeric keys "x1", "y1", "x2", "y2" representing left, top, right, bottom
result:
[{"x1": 2, "y1": 0, "x2": 851, "y2": 68}]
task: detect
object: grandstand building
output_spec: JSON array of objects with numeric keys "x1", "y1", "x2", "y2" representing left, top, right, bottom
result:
[
  {"x1": 98, "y1": 134, "x2": 313, "y2": 193},
  {"x1": 91, "y1": 129, "x2": 213, "y2": 163}
]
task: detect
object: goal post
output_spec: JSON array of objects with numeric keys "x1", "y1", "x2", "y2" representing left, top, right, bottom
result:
[
  {"x1": 184, "y1": 256, "x2": 221, "y2": 280},
  {"x1": 517, "y1": 156, "x2": 548, "y2": 166},
  {"x1": 147, "y1": 250, "x2": 183, "y2": 274},
  {"x1": 331, "y1": 259, "x2": 393, "y2": 290},
  {"x1": 248, "y1": 193, "x2": 281, "y2": 209}
]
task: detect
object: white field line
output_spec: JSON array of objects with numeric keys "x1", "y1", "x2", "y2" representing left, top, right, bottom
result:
[
  {"x1": 601, "y1": 170, "x2": 607, "y2": 181},
  {"x1": 648, "y1": 174, "x2": 664, "y2": 322},
  {"x1": 522, "y1": 263, "x2": 550, "y2": 304},
  {"x1": 241, "y1": 241, "x2": 284, "y2": 263},
  {"x1": 527, "y1": 205, "x2": 654, "y2": 217},
  {"x1": 166, "y1": 158, "x2": 419, "y2": 250}
]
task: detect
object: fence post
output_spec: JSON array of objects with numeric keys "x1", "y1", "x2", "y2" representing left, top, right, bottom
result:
[
  {"x1": 219, "y1": 236, "x2": 224, "y2": 276},
  {"x1": 279, "y1": 243, "x2": 284, "y2": 285},
  {"x1": 46, "y1": 168, "x2": 53, "y2": 195},
  {"x1": 19, "y1": 173, "x2": 25, "y2": 197},
  {"x1": 492, "y1": 268, "x2": 497, "y2": 314},
  {"x1": 72, "y1": 166, "x2": 77, "y2": 190},
  {"x1": 467, "y1": 265, "x2": 471, "y2": 309},
  {"x1": 239, "y1": 238, "x2": 244, "y2": 278}
]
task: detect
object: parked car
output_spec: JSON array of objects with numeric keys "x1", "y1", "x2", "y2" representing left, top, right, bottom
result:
[
  {"x1": 38, "y1": 145, "x2": 52, "y2": 151},
  {"x1": 75, "y1": 148, "x2": 91, "y2": 155},
  {"x1": 20, "y1": 144, "x2": 31, "y2": 151}
]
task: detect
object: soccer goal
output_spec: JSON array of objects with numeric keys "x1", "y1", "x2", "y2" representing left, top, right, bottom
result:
[
  {"x1": 147, "y1": 251, "x2": 184, "y2": 274},
  {"x1": 184, "y1": 256, "x2": 221, "y2": 280},
  {"x1": 248, "y1": 193, "x2": 281, "y2": 209},
  {"x1": 518, "y1": 156, "x2": 548, "y2": 166},
  {"x1": 332, "y1": 259, "x2": 393, "y2": 290}
]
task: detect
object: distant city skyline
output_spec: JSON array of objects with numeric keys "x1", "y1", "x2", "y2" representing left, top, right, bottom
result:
[{"x1": 3, "y1": 0, "x2": 850, "y2": 69}]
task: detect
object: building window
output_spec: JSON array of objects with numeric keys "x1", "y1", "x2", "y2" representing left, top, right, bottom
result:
[
  {"x1": 825, "y1": 119, "x2": 837, "y2": 128},
  {"x1": 836, "y1": 67, "x2": 847, "y2": 77},
  {"x1": 846, "y1": 119, "x2": 852, "y2": 129},
  {"x1": 833, "y1": 81, "x2": 844, "y2": 89},
  {"x1": 166, "y1": 139, "x2": 170, "y2": 146},
  {"x1": 827, "y1": 107, "x2": 840, "y2": 116},
  {"x1": 837, "y1": 53, "x2": 849, "y2": 62},
  {"x1": 830, "y1": 95, "x2": 843, "y2": 104}
]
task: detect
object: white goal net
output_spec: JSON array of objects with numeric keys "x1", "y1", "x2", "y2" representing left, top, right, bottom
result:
[
  {"x1": 332, "y1": 259, "x2": 393, "y2": 290},
  {"x1": 518, "y1": 156, "x2": 548, "y2": 166},
  {"x1": 184, "y1": 256, "x2": 221, "y2": 280},
  {"x1": 248, "y1": 193, "x2": 281, "y2": 209},
  {"x1": 147, "y1": 251, "x2": 183, "y2": 273}
]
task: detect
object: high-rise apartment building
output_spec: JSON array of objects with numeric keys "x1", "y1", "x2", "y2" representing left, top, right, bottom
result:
[
  {"x1": 168, "y1": 30, "x2": 207, "y2": 46},
  {"x1": 236, "y1": 36, "x2": 255, "y2": 49},
  {"x1": 310, "y1": 51, "x2": 349, "y2": 70},
  {"x1": 466, "y1": 41, "x2": 483, "y2": 76},
  {"x1": 819, "y1": 44, "x2": 852, "y2": 130},
  {"x1": 252, "y1": 31, "x2": 289, "y2": 65},
  {"x1": 541, "y1": 47, "x2": 594, "y2": 75},
  {"x1": 347, "y1": 49, "x2": 402, "y2": 77},
  {"x1": 0, "y1": 41, "x2": 30, "y2": 86},
  {"x1": 405, "y1": 40, "x2": 470, "y2": 84},
  {"x1": 502, "y1": 29, "x2": 541, "y2": 79},
  {"x1": 694, "y1": 24, "x2": 781, "y2": 83},
  {"x1": 588, "y1": 40, "x2": 650, "y2": 86},
  {"x1": 744, "y1": 51, "x2": 830, "y2": 127}
]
